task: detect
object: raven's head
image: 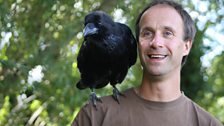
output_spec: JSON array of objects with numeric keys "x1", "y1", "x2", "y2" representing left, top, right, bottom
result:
[{"x1": 83, "y1": 11, "x2": 114, "y2": 38}]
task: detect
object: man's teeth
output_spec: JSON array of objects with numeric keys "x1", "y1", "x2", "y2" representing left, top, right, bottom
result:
[{"x1": 149, "y1": 55, "x2": 166, "y2": 58}]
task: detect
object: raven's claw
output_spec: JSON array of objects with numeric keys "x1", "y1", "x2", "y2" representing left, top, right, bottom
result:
[
  {"x1": 112, "y1": 86, "x2": 125, "y2": 104},
  {"x1": 90, "y1": 91, "x2": 102, "y2": 109}
]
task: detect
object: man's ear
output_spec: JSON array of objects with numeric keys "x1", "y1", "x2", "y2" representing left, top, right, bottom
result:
[{"x1": 183, "y1": 39, "x2": 193, "y2": 56}]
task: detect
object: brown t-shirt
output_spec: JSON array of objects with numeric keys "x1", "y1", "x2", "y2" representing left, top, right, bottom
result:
[{"x1": 72, "y1": 88, "x2": 222, "y2": 126}]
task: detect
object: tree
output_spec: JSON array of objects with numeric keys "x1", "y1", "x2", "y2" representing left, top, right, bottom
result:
[{"x1": 202, "y1": 52, "x2": 224, "y2": 122}]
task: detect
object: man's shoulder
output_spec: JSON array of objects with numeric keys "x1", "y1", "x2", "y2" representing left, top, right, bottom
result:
[
  {"x1": 100, "y1": 87, "x2": 134, "y2": 102},
  {"x1": 185, "y1": 96, "x2": 223, "y2": 126},
  {"x1": 81, "y1": 87, "x2": 135, "y2": 111}
]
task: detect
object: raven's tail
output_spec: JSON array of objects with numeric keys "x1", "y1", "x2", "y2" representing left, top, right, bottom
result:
[{"x1": 76, "y1": 80, "x2": 87, "y2": 89}]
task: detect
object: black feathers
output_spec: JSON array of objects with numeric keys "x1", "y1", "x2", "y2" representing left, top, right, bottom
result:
[{"x1": 76, "y1": 11, "x2": 137, "y2": 107}]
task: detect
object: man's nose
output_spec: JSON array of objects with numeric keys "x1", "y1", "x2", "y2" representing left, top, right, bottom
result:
[{"x1": 150, "y1": 33, "x2": 163, "y2": 48}]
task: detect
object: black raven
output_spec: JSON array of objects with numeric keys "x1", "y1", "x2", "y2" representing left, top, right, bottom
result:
[{"x1": 76, "y1": 11, "x2": 137, "y2": 107}]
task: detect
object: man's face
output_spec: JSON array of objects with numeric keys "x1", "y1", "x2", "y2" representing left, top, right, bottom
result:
[{"x1": 138, "y1": 4, "x2": 192, "y2": 77}]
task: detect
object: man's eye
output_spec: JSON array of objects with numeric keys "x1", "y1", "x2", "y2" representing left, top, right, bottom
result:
[
  {"x1": 164, "y1": 31, "x2": 174, "y2": 38},
  {"x1": 142, "y1": 31, "x2": 153, "y2": 37}
]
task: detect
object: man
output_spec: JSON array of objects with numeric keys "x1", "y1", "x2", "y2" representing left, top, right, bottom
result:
[{"x1": 72, "y1": 0, "x2": 222, "y2": 126}]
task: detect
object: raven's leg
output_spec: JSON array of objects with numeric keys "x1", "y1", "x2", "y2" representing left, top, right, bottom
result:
[
  {"x1": 90, "y1": 88, "x2": 102, "y2": 109},
  {"x1": 112, "y1": 85, "x2": 125, "y2": 104}
]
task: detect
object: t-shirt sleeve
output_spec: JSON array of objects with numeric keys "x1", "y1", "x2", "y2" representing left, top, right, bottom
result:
[
  {"x1": 71, "y1": 106, "x2": 92, "y2": 126},
  {"x1": 210, "y1": 118, "x2": 223, "y2": 126},
  {"x1": 71, "y1": 101, "x2": 106, "y2": 126},
  {"x1": 192, "y1": 102, "x2": 223, "y2": 126}
]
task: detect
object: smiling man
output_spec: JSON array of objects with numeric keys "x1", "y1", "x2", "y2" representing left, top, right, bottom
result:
[
  {"x1": 136, "y1": 1, "x2": 192, "y2": 103},
  {"x1": 72, "y1": 0, "x2": 222, "y2": 126}
]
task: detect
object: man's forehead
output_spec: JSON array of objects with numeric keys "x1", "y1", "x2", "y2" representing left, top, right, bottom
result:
[
  {"x1": 139, "y1": 4, "x2": 183, "y2": 30},
  {"x1": 142, "y1": 4, "x2": 181, "y2": 19}
]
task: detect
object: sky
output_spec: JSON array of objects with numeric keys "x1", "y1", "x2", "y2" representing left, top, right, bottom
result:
[{"x1": 189, "y1": 0, "x2": 224, "y2": 67}]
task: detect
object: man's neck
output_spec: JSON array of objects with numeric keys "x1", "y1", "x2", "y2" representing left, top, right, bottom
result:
[{"x1": 136, "y1": 70, "x2": 182, "y2": 102}]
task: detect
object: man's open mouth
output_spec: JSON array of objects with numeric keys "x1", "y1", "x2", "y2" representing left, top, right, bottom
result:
[{"x1": 147, "y1": 54, "x2": 167, "y2": 59}]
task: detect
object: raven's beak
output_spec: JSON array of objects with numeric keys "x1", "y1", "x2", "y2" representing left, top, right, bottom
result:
[{"x1": 83, "y1": 23, "x2": 98, "y2": 37}]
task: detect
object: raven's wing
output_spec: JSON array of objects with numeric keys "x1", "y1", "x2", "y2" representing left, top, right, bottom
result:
[
  {"x1": 76, "y1": 41, "x2": 88, "y2": 89},
  {"x1": 102, "y1": 23, "x2": 137, "y2": 85},
  {"x1": 117, "y1": 23, "x2": 137, "y2": 67},
  {"x1": 77, "y1": 41, "x2": 88, "y2": 75},
  {"x1": 77, "y1": 39, "x2": 111, "y2": 90}
]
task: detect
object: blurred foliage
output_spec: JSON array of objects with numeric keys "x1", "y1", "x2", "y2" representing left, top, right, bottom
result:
[
  {"x1": 0, "y1": 0, "x2": 223, "y2": 125},
  {"x1": 202, "y1": 52, "x2": 224, "y2": 122}
]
